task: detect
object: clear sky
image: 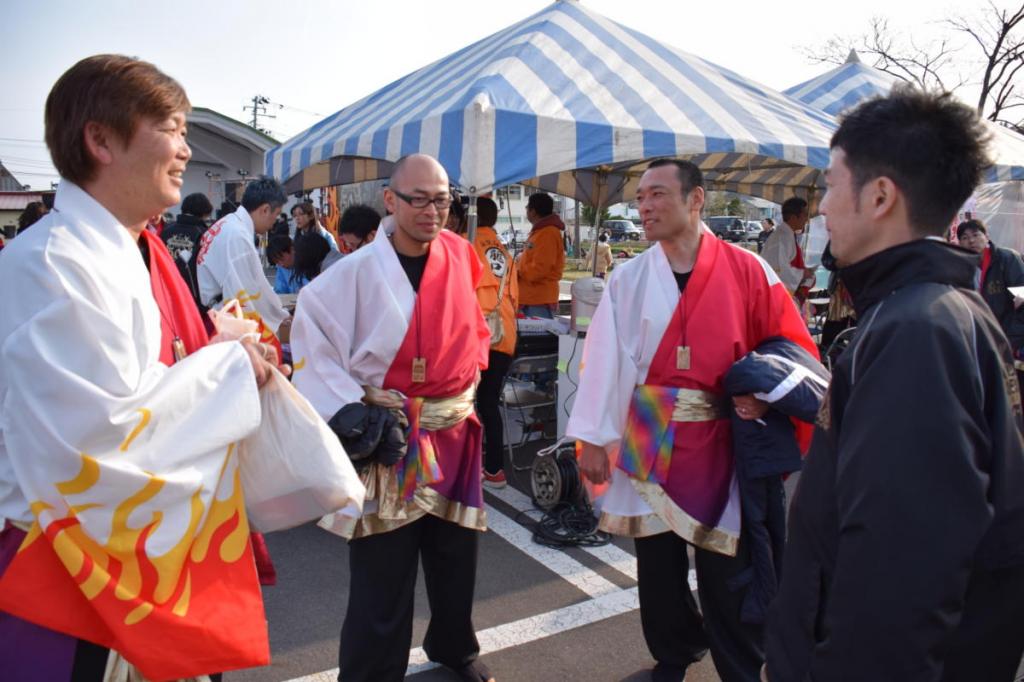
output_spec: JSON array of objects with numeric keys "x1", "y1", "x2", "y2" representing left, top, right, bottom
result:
[{"x1": 0, "y1": 0, "x2": 988, "y2": 189}]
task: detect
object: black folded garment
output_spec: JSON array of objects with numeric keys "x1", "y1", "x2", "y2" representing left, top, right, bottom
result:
[{"x1": 328, "y1": 402, "x2": 409, "y2": 467}]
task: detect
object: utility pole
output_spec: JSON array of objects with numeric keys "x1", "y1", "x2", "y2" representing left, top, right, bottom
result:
[{"x1": 243, "y1": 95, "x2": 276, "y2": 134}]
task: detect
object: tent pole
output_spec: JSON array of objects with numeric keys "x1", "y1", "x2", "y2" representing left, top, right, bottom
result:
[{"x1": 467, "y1": 192, "x2": 478, "y2": 243}]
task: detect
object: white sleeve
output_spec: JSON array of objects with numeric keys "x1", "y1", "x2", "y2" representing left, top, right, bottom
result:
[
  {"x1": 290, "y1": 284, "x2": 365, "y2": 420},
  {"x1": 565, "y1": 276, "x2": 639, "y2": 448},
  {"x1": 224, "y1": 233, "x2": 289, "y2": 333},
  {"x1": 2, "y1": 284, "x2": 262, "y2": 541}
]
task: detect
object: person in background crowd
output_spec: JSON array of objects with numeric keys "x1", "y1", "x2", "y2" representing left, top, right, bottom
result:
[
  {"x1": 765, "y1": 87, "x2": 1024, "y2": 682},
  {"x1": 957, "y1": 218, "x2": 1024, "y2": 357},
  {"x1": 756, "y1": 218, "x2": 774, "y2": 253},
  {"x1": 337, "y1": 203, "x2": 381, "y2": 252},
  {"x1": 446, "y1": 191, "x2": 468, "y2": 235},
  {"x1": 161, "y1": 191, "x2": 213, "y2": 310},
  {"x1": 292, "y1": 231, "x2": 331, "y2": 285},
  {"x1": 468, "y1": 196, "x2": 518, "y2": 489},
  {"x1": 293, "y1": 200, "x2": 339, "y2": 254},
  {"x1": 594, "y1": 232, "x2": 613, "y2": 278},
  {"x1": 761, "y1": 199, "x2": 815, "y2": 302},
  {"x1": 17, "y1": 201, "x2": 49, "y2": 235},
  {"x1": 197, "y1": 177, "x2": 292, "y2": 345},
  {"x1": 267, "y1": 234, "x2": 302, "y2": 294},
  {"x1": 517, "y1": 192, "x2": 565, "y2": 318}
]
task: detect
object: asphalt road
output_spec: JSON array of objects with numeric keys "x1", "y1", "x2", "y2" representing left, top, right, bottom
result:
[{"x1": 224, "y1": 445, "x2": 1024, "y2": 682}]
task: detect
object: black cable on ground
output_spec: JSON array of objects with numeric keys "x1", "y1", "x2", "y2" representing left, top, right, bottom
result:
[{"x1": 512, "y1": 452, "x2": 612, "y2": 548}]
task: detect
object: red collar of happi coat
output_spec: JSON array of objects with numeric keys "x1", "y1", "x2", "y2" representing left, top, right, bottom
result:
[
  {"x1": 383, "y1": 230, "x2": 487, "y2": 397},
  {"x1": 140, "y1": 229, "x2": 209, "y2": 364}
]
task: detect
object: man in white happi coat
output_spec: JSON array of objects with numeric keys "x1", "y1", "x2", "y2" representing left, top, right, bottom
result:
[
  {"x1": 0, "y1": 54, "x2": 282, "y2": 681},
  {"x1": 292, "y1": 154, "x2": 494, "y2": 682},
  {"x1": 197, "y1": 177, "x2": 291, "y2": 343},
  {"x1": 760, "y1": 197, "x2": 815, "y2": 302}
]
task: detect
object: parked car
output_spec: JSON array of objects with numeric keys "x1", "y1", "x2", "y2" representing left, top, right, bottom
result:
[
  {"x1": 743, "y1": 221, "x2": 763, "y2": 240},
  {"x1": 706, "y1": 216, "x2": 746, "y2": 241},
  {"x1": 601, "y1": 219, "x2": 642, "y2": 241}
]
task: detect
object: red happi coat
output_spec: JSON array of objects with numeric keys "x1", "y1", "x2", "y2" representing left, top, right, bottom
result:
[
  {"x1": 382, "y1": 230, "x2": 491, "y2": 511},
  {"x1": 642, "y1": 235, "x2": 816, "y2": 532}
]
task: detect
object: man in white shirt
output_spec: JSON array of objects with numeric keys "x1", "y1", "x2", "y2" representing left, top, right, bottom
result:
[
  {"x1": 197, "y1": 177, "x2": 291, "y2": 341},
  {"x1": 760, "y1": 197, "x2": 815, "y2": 302}
]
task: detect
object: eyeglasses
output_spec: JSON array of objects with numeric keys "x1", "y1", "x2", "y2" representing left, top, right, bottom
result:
[{"x1": 391, "y1": 189, "x2": 452, "y2": 210}]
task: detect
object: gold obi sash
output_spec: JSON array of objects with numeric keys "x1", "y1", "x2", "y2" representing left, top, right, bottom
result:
[{"x1": 669, "y1": 388, "x2": 729, "y2": 422}]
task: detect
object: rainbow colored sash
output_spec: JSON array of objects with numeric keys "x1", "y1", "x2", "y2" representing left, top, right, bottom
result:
[
  {"x1": 395, "y1": 396, "x2": 443, "y2": 500},
  {"x1": 617, "y1": 385, "x2": 681, "y2": 484}
]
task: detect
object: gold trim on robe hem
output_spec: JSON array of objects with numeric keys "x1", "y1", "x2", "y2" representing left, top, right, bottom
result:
[
  {"x1": 597, "y1": 511, "x2": 669, "y2": 538},
  {"x1": 326, "y1": 485, "x2": 487, "y2": 540},
  {"x1": 628, "y1": 479, "x2": 738, "y2": 557}
]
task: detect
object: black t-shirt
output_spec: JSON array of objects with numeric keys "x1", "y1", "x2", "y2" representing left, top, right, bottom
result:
[
  {"x1": 397, "y1": 251, "x2": 429, "y2": 292},
  {"x1": 673, "y1": 270, "x2": 692, "y2": 293}
]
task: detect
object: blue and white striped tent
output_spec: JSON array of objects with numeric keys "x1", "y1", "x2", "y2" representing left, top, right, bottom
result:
[
  {"x1": 785, "y1": 52, "x2": 1024, "y2": 183},
  {"x1": 265, "y1": 0, "x2": 836, "y2": 204}
]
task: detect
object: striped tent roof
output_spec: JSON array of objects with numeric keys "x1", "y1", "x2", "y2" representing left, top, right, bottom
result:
[
  {"x1": 266, "y1": 0, "x2": 835, "y2": 202},
  {"x1": 785, "y1": 53, "x2": 1024, "y2": 183}
]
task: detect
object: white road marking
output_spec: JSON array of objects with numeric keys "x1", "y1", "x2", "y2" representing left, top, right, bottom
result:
[
  {"x1": 283, "y1": 486, "x2": 699, "y2": 682},
  {"x1": 285, "y1": 588, "x2": 640, "y2": 681}
]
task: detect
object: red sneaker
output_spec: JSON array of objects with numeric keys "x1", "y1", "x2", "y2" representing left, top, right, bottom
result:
[{"x1": 482, "y1": 469, "x2": 507, "y2": 489}]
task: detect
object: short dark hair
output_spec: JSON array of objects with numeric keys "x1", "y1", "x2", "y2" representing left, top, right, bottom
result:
[
  {"x1": 477, "y1": 197, "x2": 498, "y2": 227},
  {"x1": 956, "y1": 219, "x2": 988, "y2": 240},
  {"x1": 45, "y1": 55, "x2": 190, "y2": 186},
  {"x1": 448, "y1": 191, "x2": 467, "y2": 233},
  {"x1": 598, "y1": 233, "x2": 608, "y2": 242},
  {"x1": 338, "y1": 204, "x2": 381, "y2": 239},
  {"x1": 181, "y1": 192, "x2": 213, "y2": 218},
  {"x1": 781, "y1": 197, "x2": 808, "y2": 220},
  {"x1": 526, "y1": 192, "x2": 554, "y2": 217},
  {"x1": 241, "y1": 177, "x2": 287, "y2": 212},
  {"x1": 646, "y1": 159, "x2": 704, "y2": 195},
  {"x1": 831, "y1": 85, "x2": 991, "y2": 236},
  {"x1": 18, "y1": 202, "x2": 48, "y2": 232},
  {"x1": 293, "y1": 233, "x2": 331, "y2": 282},
  {"x1": 266, "y1": 235, "x2": 293, "y2": 264}
]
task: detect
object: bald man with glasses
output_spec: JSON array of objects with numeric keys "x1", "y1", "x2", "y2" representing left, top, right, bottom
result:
[{"x1": 291, "y1": 154, "x2": 495, "y2": 682}]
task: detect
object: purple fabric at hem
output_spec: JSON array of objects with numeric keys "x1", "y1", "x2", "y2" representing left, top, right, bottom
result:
[{"x1": 0, "y1": 523, "x2": 78, "y2": 681}]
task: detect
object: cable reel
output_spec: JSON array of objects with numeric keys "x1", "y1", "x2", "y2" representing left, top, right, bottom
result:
[{"x1": 531, "y1": 442, "x2": 584, "y2": 511}]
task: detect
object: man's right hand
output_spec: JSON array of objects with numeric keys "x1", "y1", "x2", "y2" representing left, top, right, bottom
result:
[
  {"x1": 579, "y1": 441, "x2": 611, "y2": 484},
  {"x1": 242, "y1": 338, "x2": 276, "y2": 389}
]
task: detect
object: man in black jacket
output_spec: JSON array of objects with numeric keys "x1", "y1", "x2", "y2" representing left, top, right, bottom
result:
[
  {"x1": 162, "y1": 192, "x2": 213, "y2": 310},
  {"x1": 957, "y1": 218, "x2": 1024, "y2": 353},
  {"x1": 765, "y1": 87, "x2": 1024, "y2": 681}
]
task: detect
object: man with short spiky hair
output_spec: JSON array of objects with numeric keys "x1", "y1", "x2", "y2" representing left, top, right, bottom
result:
[
  {"x1": 197, "y1": 175, "x2": 291, "y2": 342},
  {"x1": 568, "y1": 158, "x2": 815, "y2": 682},
  {"x1": 766, "y1": 87, "x2": 1024, "y2": 681}
]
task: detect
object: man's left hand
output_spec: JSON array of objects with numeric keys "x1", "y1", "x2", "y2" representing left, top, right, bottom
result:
[{"x1": 733, "y1": 394, "x2": 769, "y2": 420}]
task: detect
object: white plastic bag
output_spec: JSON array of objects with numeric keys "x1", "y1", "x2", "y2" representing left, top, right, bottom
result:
[{"x1": 238, "y1": 366, "x2": 365, "y2": 532}]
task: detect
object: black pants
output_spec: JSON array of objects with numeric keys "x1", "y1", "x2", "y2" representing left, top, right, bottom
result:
[
  {"x1": 635, "y1": 531, "x2": 764, "y2": 682},
  {"x1": 477, "y1": 350, "x2": 513, "y2": 474},
  {"x1": 338, "y1": 515, "x2": 481, "y2": 682}
]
